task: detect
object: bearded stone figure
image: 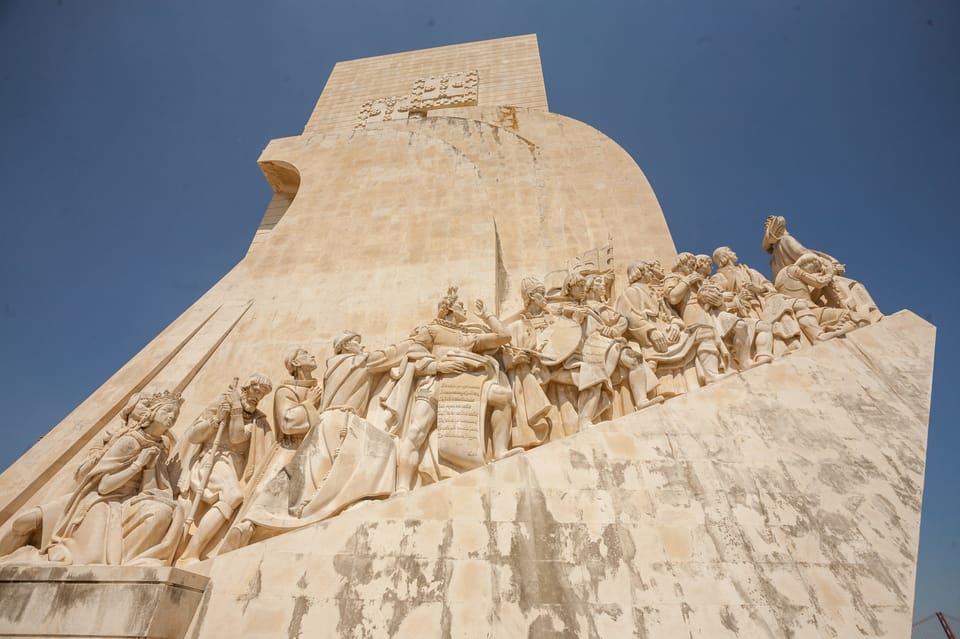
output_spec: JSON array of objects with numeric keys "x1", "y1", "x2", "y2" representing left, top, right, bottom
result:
[{"x1": 177, "y1": 374, "x2": 273, "y2": 562}]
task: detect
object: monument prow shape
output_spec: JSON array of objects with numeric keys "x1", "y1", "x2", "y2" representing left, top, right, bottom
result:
[{"x1": 0, "y1": 35, "x2": 932, "y2": 638}]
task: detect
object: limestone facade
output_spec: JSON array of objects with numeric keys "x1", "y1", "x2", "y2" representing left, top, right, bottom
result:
[
  {"x1": 0, "y1": 37, "x2": 676, "y2": 530},
  {"x1": 0, "y1": 35, "x2": 932, "y2": 638}
]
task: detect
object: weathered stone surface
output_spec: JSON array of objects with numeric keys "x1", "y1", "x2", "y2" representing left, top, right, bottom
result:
[
  {"x1": 0, "y1": 35, "x2": 675, "y2": 523},
  {"x1": 0, "y1": 34, "x2": 931, "y2": 637},
  {"x1": 185, "y1": 311, "x2": 932, "y2": 638},
  {"x1": 0, "y1": 564, "x2": 208, "y2": 638}
]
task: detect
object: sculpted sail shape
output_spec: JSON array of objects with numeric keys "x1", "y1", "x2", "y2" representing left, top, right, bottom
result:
[{"x1": 0, "y1": 35, "x2": 929, "y2": 639}]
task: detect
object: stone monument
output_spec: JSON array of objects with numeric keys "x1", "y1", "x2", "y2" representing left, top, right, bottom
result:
[{"x1": 0, "y1": 35, "x2": 933, "y2": 638}]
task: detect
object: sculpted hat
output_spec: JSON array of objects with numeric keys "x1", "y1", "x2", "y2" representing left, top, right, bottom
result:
[
  {"x1": 520, "y1": 276, "x2": 544, "y2": 300},
  {"x1": 333, "y1": 330, "x2": 360, "y2": 354}
]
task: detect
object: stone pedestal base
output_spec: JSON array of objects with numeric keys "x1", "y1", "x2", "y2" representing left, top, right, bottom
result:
[{"x1": 0, "y1": 564, "x2": 208, "y2": 638}]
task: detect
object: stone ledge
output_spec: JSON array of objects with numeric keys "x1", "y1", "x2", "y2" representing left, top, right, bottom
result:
[{"x1": 0, "y1": 564, "x2": 208, "y2": 639}]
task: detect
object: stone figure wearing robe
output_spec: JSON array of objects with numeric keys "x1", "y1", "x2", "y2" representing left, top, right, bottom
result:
[
  {"x1": 690, "y1": 252, "x2": 775, "y2": 369},
  {"x1": 661, "y1": 252, "x2": 730, "y2": 377},
  {"x1": 775, "y1": 253, "x2": 857, "y2": 335},
  {"x1": 0, "y1": 392, "x2": 159, "y2": 559},
  {"x1": 397, "y1": 288, "x2": 519, "y2": 492},
  {"x1": 283, "y1": 332, "x2": 408, "y2": 519},
  {"x1": 273, "y1": 348, "x2": 323, "y2": 445},
  {"x1": 501, "y1": 277, "x2": 563, "y2": 447},
  {"x1": 548, "y1": 271, "x2": 660, "y2": 432},
  {"x1": 218, "y1": 349, "x2": 322, "y2": 551},
  {"x1": 41, "y1": 391, "x2": 185, "y2": 566},
  {"x1": 617, "y1": 259, "x2": 722, "y2": 397},
  {"x1": 762, "y1": 214, "x2": 881, "y2": 325},
  {"x1": 710, "y1": 246, "x2": 797, "y2": 362},
  {"x1": 177, "y1": 374, "x2": 273, "y2": 562},
  {"x1": 695, "y1": 279, "x2": 775, "y2": 370},
  {"x1": 221, "y1": 338, "x2": 409, "y2": 550}
]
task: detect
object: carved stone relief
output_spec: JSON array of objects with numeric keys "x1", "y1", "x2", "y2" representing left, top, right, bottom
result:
[
  {"x1": 410, "y1": 69, "x2": 479, "y2": 110},
  {"x1": 355, "y1": 69, "x2": 479, "y2": 129},
  {"x1": 355, "y1": 95, "x2": 413, "y2": 127},
  {"x1": 0, "y1": 216, "x2": 883, "y2": 565},
  {"x1": 176, "y1": 375, "x2": 273, "y2": 563},
  {"x1": 0, "y1": 391, "x2": 185, "y2": 566},
  {"x1": 762, "y1": 214, "x2": 882, "y2": 325}
]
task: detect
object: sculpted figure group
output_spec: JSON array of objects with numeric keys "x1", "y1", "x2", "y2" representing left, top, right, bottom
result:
[{"x1": 0, "y1": 215, "x2": 882, "y2": 565}]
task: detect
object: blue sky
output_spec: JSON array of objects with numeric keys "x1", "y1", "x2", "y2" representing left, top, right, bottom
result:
[{"x1": 1, "y1": 0, "x2": 957, "y2": 625}]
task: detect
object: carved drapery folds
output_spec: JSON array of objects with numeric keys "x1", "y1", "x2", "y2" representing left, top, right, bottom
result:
[
  {"x1": 0, "y1": 216, "x2": 881, "y2": 566},
  {"x1": 0, "y1": 391, "x2": 186, "y2": 567}
]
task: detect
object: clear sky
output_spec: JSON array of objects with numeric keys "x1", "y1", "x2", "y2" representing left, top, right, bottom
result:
[{"x1": 1, "y1": 0, "x2": 957, "y2": 627}]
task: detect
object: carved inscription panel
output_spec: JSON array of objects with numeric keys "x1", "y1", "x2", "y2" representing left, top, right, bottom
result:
[{"x1": 436, "y1": 373, "x2": 486, "y2": 471}]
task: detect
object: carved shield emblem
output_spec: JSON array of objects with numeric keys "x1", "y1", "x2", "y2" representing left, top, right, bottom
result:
[{"x1": 536, "y1": 316, "x2": 583, "y2": 366}]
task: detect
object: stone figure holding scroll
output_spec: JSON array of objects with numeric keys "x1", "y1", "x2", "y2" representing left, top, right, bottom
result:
[
  {"x1": 177, "y1": 374, "x2": 272, "y2": 562},
  {"x1": 397, "y1": 287, "x2": 519, "y2": 492}
]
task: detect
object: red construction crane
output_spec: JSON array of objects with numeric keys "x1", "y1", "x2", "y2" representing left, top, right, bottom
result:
[
  {"x1": 914, "y1": 611, "x2": 959, "y2": 638},
  {"x1": 938, "y1": 612, "x2": 957, "y2": 639}
]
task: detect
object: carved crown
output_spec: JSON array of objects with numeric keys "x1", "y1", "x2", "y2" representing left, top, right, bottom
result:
[{"x1": 146, "y1": 390, "x2": 184, "y2": 408}]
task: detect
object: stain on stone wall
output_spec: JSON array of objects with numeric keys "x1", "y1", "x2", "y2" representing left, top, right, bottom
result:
[{"x1": 190, "y1": 311, "x2": 932, "y2": 638}]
